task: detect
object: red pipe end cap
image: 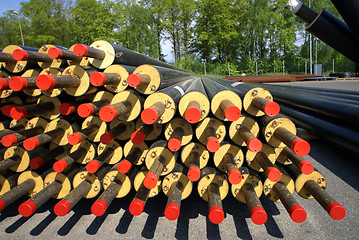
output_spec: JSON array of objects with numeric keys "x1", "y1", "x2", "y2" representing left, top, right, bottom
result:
[
  {"x1": 127, "y1": 74, "x2": 142, "y2": 87},
  {"x1": 298, "y1": 160, "x2": 314, "y2": 175},
  {"x1": 18, "y1": 200, "x2": 37, "y2": 217},
  {"x1": 91, "y1": 200, "x2": 108, "y2": 217},
  {"x1": 185, "y1": 106, "x2": 201, "y2": 124},
  {"x1": 118, "y1": 160, "x2": 132, "y2": 174},
  {"x1": 130, "y1": 130, "x2": 146, "y2": 145},
  {"x1": 90, "y1": 72, "x2": 106, "y2": 86},
  {"x1": 9, "y1": 76, "x2": 28, "y2": 91},
  {"x1": 73, "y1": 44, "x2": 88, "y2": 57},
  {"x1": 36, "y1": 74, "x2": 56, "y2": 90},
  {"x1": 0, "y1": 199, "x2": 5, "y2": 211},
  {"x1": 100, "y1": 132, "x2": 114, "y2": 145},
  {"x1": 289, "y1": 205, "x2": 307, "y2": 223},
  {"x1": 53, "y1": 159, "x2": 68, "y2": 173},
  {"x1": 263, "y1": 101, "x2": 280, "y2": 116},
  {"x1": 59, "y1": 103, "x2": 75, "y2": 115},
  {"x1": 168, "y1": 137, "x2": 181, "y2": 152},
  {"x1": 228, "y1": 169, "x2": 242, "y2": 185},
  {"x1": 77, "y1": 103, "x2": 94, "y2": 118},
  {"x1": 209, "y1": 206, "x2": 224, "y2": 224},
  {"x1": 23, "y1": 137, "x2": 40, "y2": 150},
  {"x1": 2, "y1": 134, "x2": 18, "y2": 147},
  {"x1": 251, "y1": 206, "x2": 268, "y2": 225},
  {"x1": 247, "y1": 138, "x2": 262, "y2": 153},
  {"x1": 48, "y1": 47, "x2": 63, "y2": 59},
  {"x1": 54, "y1": 200, "x2": 72, "y2": 216},
  {"x1": 129, "y1": 199, "x2": 144, "y2": 216},
  {"x1": 143, "y1": 172, "x2": 158, "y2": 189},
  {"x1": 188, "y1": 166, "x2": 200, "y2": 182},
  {"x1": 291, "y1": 138, "x2": 311, "y2": 156},
  {"x1": 225, "y1": 105, "x2": 241, "y2": 121},
  {"x1": 2, "y1": 105, "x2": 13, "y2": 117},
  {"x1": 165, "y1": 203, "x2": 180, "y2": 221},
  {"x1": 266, "y1": 167, "x2": 282, "y2": 183},
  {"x1": 29, "y1": 157, "x2": 44, "y2": 169},
  {"x1": 10, "y1": 106, "x2": 27, "y2": 120},
  {"x1": 206, "y1": 137, "x2": 220, "y2": 153},
  {"x1": 68, "y1": 133, "x2": 83, "y2": 146},
  {"x1": 0, "y1": 78, "x2": 9, "y2": 91},
  {"x1": 86, "y1": 160, "x2": 100, "y2": 174},
  {"x1": 99, "y1": 106, "x2": 118, "y2": 122},
  {"x1": 13, "y1": 49, "x2": 28, "y2": 61},
  {"x1": 326, "y1": 202, "x2": 346, "y2": 220},
  {"x1": 141, "y1": 107, "x2": 158, "y2": 125}
]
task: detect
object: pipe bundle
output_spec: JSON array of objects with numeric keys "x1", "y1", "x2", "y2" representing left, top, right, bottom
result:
[{"x1": 0, "y1": 40, "x2": 346, "y2": 238}]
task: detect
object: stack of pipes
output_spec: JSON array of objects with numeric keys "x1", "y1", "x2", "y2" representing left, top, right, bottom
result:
[{"x1": 0, "y1": 38, "x2": 345, "y2": 237}]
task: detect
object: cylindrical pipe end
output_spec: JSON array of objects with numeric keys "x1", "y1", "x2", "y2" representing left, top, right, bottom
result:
[
  {"x1": 165, "y1": 203, "x2": 180, "y2": 221},
  {"x1": 29, "y1": 157, "x2": 44, "y2": 169},
  {"x1": 53, "y1": 159, "x2": 68, "y2": 173},
  {"x1": 91, "y1": 199, "x2": 108, "y2": 217},
  {"x1": 90, "y1": 72, "x2": 107, "y2": 86},
  {"x1": 18, "y1": 200, "x2": 37, "y2": 217},
  {"x1": 298, "y1": 160, "x2": 314, "y2": 175},
  {"x1": 141, "y1": 107, "x2": 159, "y2": 125},
  {"x1": 99, "y1": 106, "x2": 118, "y2": 122},
  {"x1": 184, "y1": 106, "x2": 201, "y2": 123},
  {"x1": 13, "y1": 49, "x2": 28, "y2": 61},
  {"x1": 187, "y1": 166, "x2": 201, "y2": 182},
  {"x1": 250, "y1": 206, "x2": 268, "y2": 225},
  {"x1": 9, "y1": 76, "x2": 28, "y2": 91},
  {"x1": 263, "y1": 101, "x2": 280, "y2": 116},
  {"x1": 1, "y1": 134, "x2": 18, "y2": 147},
  {"x1": 206, "y1": 137, "x2": 220, "y2": 153},
  {"x1": 127, "y1": 74, "x2": 142, "y2": 87},
  {"x1": 54, "y1": 200, "x2": 72, "y2": 216},
  {"x1": 265, "y1": 167, "x2": 282, "y2": 182},
  {"x1": 68, "y1": 132, "x2": 83, "y2": 146},
  {"x1": 209, "y1": 206, "x2": 224, "y2": 224},
  {"x1": 36, "y1": 75, "x2": 56, "y2": 90},
  {"x1": 129, "y1": 199, "x2": 145, "y2": 216},
  {"x1": 73, "y1": 44, "x2": 89, "y2": 57},
  {"x1": 86, "y1": 160, "x2": 101, "y2": 174},
  {"x1": 326, "y1": 202, "x2": 346, "y2": 220},
  {"x1": 118, "y1": 160, "x2": 132, "y2": 174},
  {"x1": 291, "y1": 138, "x2": 311, "y2": 156},
  {"x1": 59, "y1": 103, "x2": 75, "y2": 115},
  {"x1": 100, "y1": 132, "x2": 114, "y2": 145},
  {"x1": 288, "y1": 205, "x2": 307, "y2": 223},
  {"x1": 23, "y1": 137, "x2": 40, "y2": 150},
  {"x1": 247, "y1": 138, "x2": 262, "y2": 152},
  {"x1": 224, "y1": 105, "x2": 241, "y2": 121},
  {"x1": 48, "y1": 47, "x2": 63, "y2": 59},
  {"x1": 130, "y1": 130, "x2": 146, "y2": 145},
  {"x1": 143, "y1": 172, "x2": 158, "y2": 189},
  {"x1": 10, "y1": 106, "x2": 27, "y2": 120},
  {"x1": 77, "y1": 103, "x2": 94, "y2": 118},
  {"x1": 228, "y1": 169, "x2": 242, "y2": 185},
  {"x1": 168, "y1": 137, "x2": 182, "y2": 152}
]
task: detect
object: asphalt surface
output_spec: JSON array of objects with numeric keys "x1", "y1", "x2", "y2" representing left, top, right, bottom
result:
[{"x1": 0, "y1": 79, "x2": 358, "y2": 239}]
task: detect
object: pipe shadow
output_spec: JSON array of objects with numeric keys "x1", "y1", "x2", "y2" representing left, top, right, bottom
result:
[
  {"x1": 175, "y1": 193, "x2": 201, "y2": 240},
  {"x1": 115, "y1": 190, "x2": 136, "y2": 234},
  {"x1": 222, "y1": 195, "x2": 252, "y2": 240},
  {"x1": 0, "y1": 196, "x2": 28, "y2": 223},
  {"x1": 57, "y1": 198, "x2": 94, "y2": 236},
  {"x1": 30, "y1": 198, "x2": 58, "y2": 236},
  {"x1": 260, "y1": 196, "x2": 283, "y2": 238},
  {"x1": 141, "y1": 192, "x2": 167, "y2": 239},
  {"x1": 308, "y1": 140, "x2": 359, "y2": 191}
]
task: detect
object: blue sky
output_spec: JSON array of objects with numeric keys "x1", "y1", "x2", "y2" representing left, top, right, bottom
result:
[{"x1": 0, "y1": 0, "x2": 28, "y2": 16}]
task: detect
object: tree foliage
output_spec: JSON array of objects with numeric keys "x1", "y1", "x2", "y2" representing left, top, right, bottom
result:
[{"x1": 0, "y1": 0, "x2": 355, "y2": 74}]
